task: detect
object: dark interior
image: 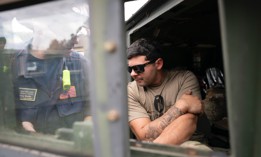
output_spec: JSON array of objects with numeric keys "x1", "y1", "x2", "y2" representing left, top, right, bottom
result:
[{"x1": 127, "y1": 0, "x2": 223, "y2": 75}]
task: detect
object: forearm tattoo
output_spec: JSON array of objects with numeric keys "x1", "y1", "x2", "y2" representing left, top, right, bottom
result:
[{"x1": 144, "y1": 106, "x2": 184, "y2": 141}]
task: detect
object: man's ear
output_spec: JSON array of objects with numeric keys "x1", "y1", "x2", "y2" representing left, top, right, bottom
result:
[{"x1": 155, "y1": 58, "x2": 164, "y2": 70}]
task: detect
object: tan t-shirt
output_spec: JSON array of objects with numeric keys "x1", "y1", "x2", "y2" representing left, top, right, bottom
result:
[{"x1": 128, "y1": 70, "x2": 201, "y2": 122}]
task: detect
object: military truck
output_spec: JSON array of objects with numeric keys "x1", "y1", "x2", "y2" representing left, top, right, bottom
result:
[{"x1": 0, "y1": 0, "x2": 259, "y2": 157}]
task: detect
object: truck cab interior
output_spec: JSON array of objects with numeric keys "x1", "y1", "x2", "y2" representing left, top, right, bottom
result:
[{"x1": 126, "y1": 0, "x2": 229, "y2": 153}]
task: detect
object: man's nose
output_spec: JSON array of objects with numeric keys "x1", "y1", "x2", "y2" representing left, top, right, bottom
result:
[{"x1": 130, "y1": 69, "x2": 138, "y2": 77}]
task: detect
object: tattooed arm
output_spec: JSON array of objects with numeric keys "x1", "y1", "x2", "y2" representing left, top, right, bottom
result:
[{"x1": 129, "y1": 93, "x2": 202, "y2": 144}]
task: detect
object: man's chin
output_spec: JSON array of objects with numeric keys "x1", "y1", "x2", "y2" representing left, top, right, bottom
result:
[{"x1": 136, "y1": 80, "x2": 146, "y2": 86}]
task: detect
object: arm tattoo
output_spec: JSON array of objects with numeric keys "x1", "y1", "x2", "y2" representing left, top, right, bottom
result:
[
  {"x1": 145, "y1": 125, "x2": 161, "y2": 141},
  {"x1": 144, "y1": 106, "x2": 184, "y2": 141}
]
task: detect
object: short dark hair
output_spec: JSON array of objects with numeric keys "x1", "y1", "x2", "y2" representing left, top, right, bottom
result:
[{"x1": 127, "y1": 38, "x2": 162, "y2": 61}]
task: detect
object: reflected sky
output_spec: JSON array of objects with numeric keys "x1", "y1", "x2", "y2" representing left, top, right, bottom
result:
[{"x1": 0, "y1": 0, "x2": 89, "y2": 50}]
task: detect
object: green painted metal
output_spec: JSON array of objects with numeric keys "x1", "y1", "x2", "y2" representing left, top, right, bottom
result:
[
  {"x1": 0, "y1": 122, "x2": 95, "y2": 157},
  {"x1": 218, "y1": 0, "x2": 261, "y2": 157},
  {"x1": 73, "y1": 121, "x2": 94, "y2": 155},
  {"x1": 88, "y1": 0, "x2": 130, "y2": 157},
  {"x1": 130, "y1": 140, "x2": 226, "y2": 157}
]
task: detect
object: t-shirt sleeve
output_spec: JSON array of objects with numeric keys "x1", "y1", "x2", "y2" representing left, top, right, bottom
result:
[
  {"x1": 176, "y1": 71, "x2": 202, "y2": 100},
  {"x1": 128, "y1": 82, "x2": 149, "y2": 122}
]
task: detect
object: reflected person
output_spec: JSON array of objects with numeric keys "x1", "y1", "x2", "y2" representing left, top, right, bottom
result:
[{"x1": 11, "y1": 27, "x2": 90, "y2": 134}]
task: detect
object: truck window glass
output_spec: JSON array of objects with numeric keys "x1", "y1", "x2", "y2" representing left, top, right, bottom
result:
[{"x1": 0, "y1": 0, "x2": 93, "y2": 156}]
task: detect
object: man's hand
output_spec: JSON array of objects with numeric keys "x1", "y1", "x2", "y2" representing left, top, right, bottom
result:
[
  {"x1": 22, "y1": 121, "x2": 36, "y2": 132},
  {"x1": 175, "y1": 91, "x2": 203, "y2": 115}
]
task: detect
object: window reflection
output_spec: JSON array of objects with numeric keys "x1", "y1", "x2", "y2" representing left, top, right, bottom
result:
[{"x1": 0, "y1": 0, "x2": 90, "y2": 135}]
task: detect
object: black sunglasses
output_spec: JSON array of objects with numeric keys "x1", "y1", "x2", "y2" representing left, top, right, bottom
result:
[
  {"x1": 154, "y1": 95, "x2": 164, "y2": 114},
  {"x1": 128, "y1": 60, "x2": 155, "y2": 74}
]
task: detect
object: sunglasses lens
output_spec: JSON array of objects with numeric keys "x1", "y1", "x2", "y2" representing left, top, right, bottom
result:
[
  {"x1": 128, "y1": 65, "x2": 145, "y2": 74},
  {"x1": 154, "y1": 95, "x2": 164, "y2": 113},
  {"x1": 133, "y1": 65, "x2": 144, "y2": 74},
  {"x1": 128, "y1": 66, "x2": 132, "y2": 73}
]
